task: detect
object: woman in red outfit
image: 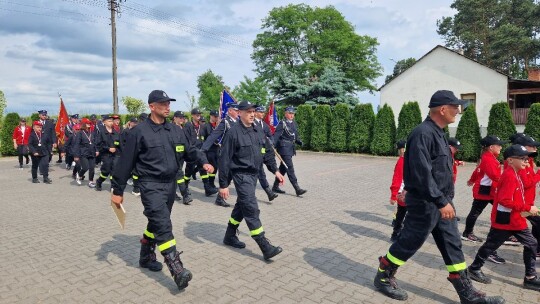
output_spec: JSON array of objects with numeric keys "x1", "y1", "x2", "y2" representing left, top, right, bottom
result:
[
  {"x1": 389, "y1": 140, "x2": 406, "y2": 242},
  {"x1": 468, "y1": 144, "x2": 540, "y2": 291},
  {"x1": 12, "y1": 118, "x2": 31, "y2": 169}
]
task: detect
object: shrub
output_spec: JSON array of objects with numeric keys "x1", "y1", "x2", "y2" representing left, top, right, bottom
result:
[
  {"x1": 524, "y1": 103, "x2": 540, "y2": 164},
  {"x1": 349, "y1": 104, "x2": 375, "y2": 153},
  {"x1": 370, "y1": 104, "x2": 396, "y2": 156},
  {"x1": 295, "y1": 104, "x2": 314, "y2": 150},
  {"x1": 455, "y1": 104, "x2": 482, "y2": 162},
  {"x1": 310, "y1": 105, "x2": 332, "y2": 152},
  {"x1": 0, "y1": 112, "x2": 21, "y2": 156},
  {"x1": 396, "y1": 101, "x2": 422, "y2": 141},
  {"x1": 329, "y1": 103, "x2": 350, "y2": 152},
  {"x1": 487, "y1": 102, "x2": 516, "y2": 141}
]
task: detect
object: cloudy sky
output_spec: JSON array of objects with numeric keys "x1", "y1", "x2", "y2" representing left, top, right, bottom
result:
[{"x1": 0, "y1": 0, "x2": 454, "y2": 116}]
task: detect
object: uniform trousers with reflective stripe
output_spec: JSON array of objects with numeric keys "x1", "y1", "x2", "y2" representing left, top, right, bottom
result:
[
  {"x1": 229, "y1": 173, "x2": 263, "y2": 235},
  {"x1": 387, "y1": 195, "x2": 466, "y2": 272},
  {"x1": 98, "y1": 154, "x2": 115, "y2": 181},
  {"x1": 278, "y1": 155, "x2": 297, "y2": 184},
  {"x1": 139, "y1": 180, "x2": 177, "y2": 254},
  {"x1": 206, "y1": 149, "x2": 219, "y2": 184},
  {"x1": 185, "y1": 162, "x2": 207, "y2": 180},
  {"x1": 258, "y1": 164, "x2": 270, "y2": 189}
]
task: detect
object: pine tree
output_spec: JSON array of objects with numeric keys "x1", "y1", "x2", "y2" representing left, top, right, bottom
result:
[
  {"x1": 310, "y1": 105, "x2": 332, "y2": 151},
  {"x1": 329, "y1": 103, "x2": 350, "y2": 152},
  {"x1": 349, "y1": 104, "x2": 375, "y2": 153},
  {"x1": 396, "y1": 101, "x2": 422, "y2": 141},
  {"x1": 370, "y1": 104, "x2": 396, "y2": 156},
  {"x1": 455, "y1": 104, "x2": 482, "y2": 162}
]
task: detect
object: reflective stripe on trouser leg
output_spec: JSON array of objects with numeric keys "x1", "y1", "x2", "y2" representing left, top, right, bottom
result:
[
  {"x1": 132, "y1": 175, "x2": 139, "y2": 180},
  {"x1": 200, "y1": 174, "x2": 209, "y2": 179},
  {"x1": 385, "y1": 252, "x2": 406, "y2": 266},
  {"x1": 229, "y1": 217, "x2": 241, "y2": 226},
  {"x1": 139, "y1": 181, "x2": 176, "y2": 253},
  {"x1": 100, "y1": 172, "x2": 108, "y2": 179},
  {"x1": 144, "y1": 229, "x2": 155, "y2": 239},
  {"x1": 208, "y1": 173, "x2": 216, "y2": 177},
  {"x1": 250, "y1": 226, "x2": 264, "y2": 236},
  {"x1": 231, "y1": 173, "x2": 262, "y2": 235},
  {"x1": 446, "y1": 262, "x2": 467, "y2": 272},
  {"x1": 387, "y1": 196, "x2": 464, "y2": 267},
  {"x1": 158, "y1": 239, "x2": 176, "y2": 252}
]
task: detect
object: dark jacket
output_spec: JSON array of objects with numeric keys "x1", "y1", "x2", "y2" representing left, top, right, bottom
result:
[
  {"x1": 73, "y1": 130, "x2": 98, "y2": 158},
  {"x1": 184, "y1": 121, "x2": 204, "y2": 148},
  {"x1": 273, "y1": 119, "x2": 302, "y2": 156},
  {"x1": 201, "y1": 116, "x2": 238, "y2": 151},
  {"x1": 96, "y1": 127, "x2": 120, "y2": 155},
  {"x1": 111, "y1": 117, "x2": 208, "y2": 196},
  {"x1": 39, "y1": 119, "x2": 57, "y2": 148},
  {"x1": 201, "y1": 121, "x2": 219, "y2": 152},
  {"x1": 403, "y1": 116, "x2": 453, "y2": 208},
  {"x1": 28, "y1": 130, "x2": 53, "y2": 157},
  {"x1": 218, "y1": 122, "x2": 278, "y2": 188}
]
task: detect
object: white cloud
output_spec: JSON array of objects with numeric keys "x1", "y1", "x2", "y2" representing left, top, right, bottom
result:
[{"x1": 0, "y1": 0, "x2": 454, "y2": 115}]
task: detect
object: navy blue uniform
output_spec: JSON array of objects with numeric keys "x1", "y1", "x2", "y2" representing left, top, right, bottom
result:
[
  {"x1": 219, "y1": 122, "x2": 278, "y2": 236},
  {"x1": 28, "y1": 130, "x2": 53, "y2": 180},
  {"x1": 111, "y1": 117, "x2": 208, "y2": 255},
  {"x1": 384, "y1": 116, "x2": 465, "y2": 273},
  {"x1": 201, "y1": 121, "x2": 219, "y2": 189},
  {"x1": 253, "y1": 118, "x2": 273, "y2": 189},
  {"x1": 39, "y1": 119, "x2": 57, "y2": 162},
  {"x1": 184, "y1": 121, "x2": 206, "y2": 182},
  {"x1": 273, "y1": 119, "x2": 304, "y2": 191}
]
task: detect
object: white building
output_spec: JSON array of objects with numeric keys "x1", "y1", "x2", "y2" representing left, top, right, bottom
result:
[{"x1": 380, "y1": 45, "x2": 540, "y2": 136}]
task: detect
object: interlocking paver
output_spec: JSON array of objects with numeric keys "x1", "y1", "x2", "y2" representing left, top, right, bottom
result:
[{"x1": 0, "y1": 151, "x2": 538, "y2": 303}]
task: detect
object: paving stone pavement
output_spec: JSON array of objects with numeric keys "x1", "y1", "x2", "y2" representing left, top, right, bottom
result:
[{"x1": 0, "y1": 152, "x2": 539, "y2": 303}]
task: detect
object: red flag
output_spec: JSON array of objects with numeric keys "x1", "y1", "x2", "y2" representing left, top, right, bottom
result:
[
  {"x1": 264, "y1": 100, "x2": 279, "y2": 134},
  {"x1": 55, "y1": 97, "x2": 69, "y2": 145}
]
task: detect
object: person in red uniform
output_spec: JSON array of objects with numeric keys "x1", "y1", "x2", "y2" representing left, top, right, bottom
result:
[
  {"x1": 511, "y1": 134, "x2": 540, "y2": 257},
  {"x1": 467, "y1": 144, "x2": 540, "y2": 291},
  {"x1": 389, "y1": 140, "x2": 406, "y2": 242},
  {"x1": 12, "y1": 118, "x2": 31, "y2": 169}
]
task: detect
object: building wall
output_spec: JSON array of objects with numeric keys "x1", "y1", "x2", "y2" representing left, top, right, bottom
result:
[{"x1": 380, "y1": 47, "x2": 508, "y2": 135}]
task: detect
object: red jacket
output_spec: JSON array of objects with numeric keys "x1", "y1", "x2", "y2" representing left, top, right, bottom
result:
[
  {"x1": 390, "y1": 156, "x2": 405, "y2": 206},
  {"x1": 491, "y1": 166, "x2": 531, "y2": 230},
  {"x1": 12, "y1": 125, "x2": 30, "y2": 145},
  {"x1": 472, "y1": 152, "x2": 502, "y2": 200},
  {"x1": 518, "y1": 158, "x2": 540, "y2": 206}
]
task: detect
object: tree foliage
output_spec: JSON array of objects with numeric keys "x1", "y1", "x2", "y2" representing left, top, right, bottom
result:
[
  {"x1": 252, "y1": 4, "x2": 381, "y2": 95},
  {"x1": 0, "y1": 90, "x2": 6, "y2": 119},
  {"x1": 385, "y1": 58, "x2": 417, "y2": 84},
  {"x1": 370, "y1": 104, "x2": 396, "y2": 156},
  {"x1": 455, "y1": 104, "x2": 482, "y2": 162},
  {"x1": 0, "y1": 112, "x2": 20, "y2": 156},
  {"x1": 487, "y1": 102, "x2": 516, "y2": 141},
  {"x1": 437, "y1": 0, "x2": 540, "y2": 78},
  {"x1": 310, "y1": 105, "x2": 332, "y2": 152},
  {"x1": 396, "y1": 101, "x2": 422, "y2": 142},
  {"x1": 349, "y1": 104, "x2": 375, "y2": 153},
  {"x1": 295, "y1": 104, "x2": 313, "y2": 149},
  {"x1": 329, "y1": 103, "x2": 350, "y2": 152},
  {"x1": 525, "y1": 103, "x2": 540, "y2": 141},
  {"x1": 121, "y1": 96, "x2": 146, "y2": 117},
  {"x1": 271, "y1": 64, "x2": 359, "y2": 106},
  {"x1": 232, "y1": 76, "x2": 269, "y2": 105},
  {"x1": 197, "y1": 69, "x2": 225, "y2": 111}
]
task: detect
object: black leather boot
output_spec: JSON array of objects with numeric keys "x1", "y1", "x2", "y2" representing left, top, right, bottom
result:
[
  {"x1": 292, "y1": 183, "x2": 306, "y2": 196},
  {"x1": 264, "y1": 187, "x2": 278, "y2": 201},
  {"x1": 43, "y1": 177, "x2": 52, "y2": 184},
  {"x1": 178, "y1": 182, "x2": 192, "y2": 205},
  {"x1": 95, "y1": 178, "x2": 103, "y2": 191},
  {"x1": 223, "y1": 223, "x2": 246, "y2": 248},
  {"x1": 163, "y1": 250, "x2": 193, "y2": 290},
  {"x1": 373, "y1": 256, "x2": 408, "y2": 300},
  {"x1": 447, "y1": 270, "x2": 505, "y2": 304},
  {"x1": 203, "y1": 178, "x2": 218, "y2": 196},
  {"x1": 272, "y1": 179, "x2": 285, "y2": 194},
  {"x1": 215, "y1": 196, "x2": 230, "y2": 207},
  {"x1": 253, "y1": 232, "x2": 282, "y2": 260},
  {"x1": 139, "y1": 238, "x2": 163, "y2": 271},
  {"x1": 208, "y1": 176, "x2": 219, "y2": 192}
]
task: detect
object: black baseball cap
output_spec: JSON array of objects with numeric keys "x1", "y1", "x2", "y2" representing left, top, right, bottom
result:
[
  {"x1": 513, "y1": 135, "x2": 540, "y2": 147},
  {"x1": 209, "y1": 110, "x2": 219, "y2": 116},
  {"x1": 173, "y1": 111, "x2": 185, "y2": 118},
  {"x1": 129, "y1": 117, "x2": 138, "y2": 123},
  {"x1": 480, "y1": 135, "x2": 508, "y2": 147},
  {"x1": 509, "y1": 132, "x2": 525, "y2": 143},
  {"x1": 148, "y1": 90, "x2": 176, "y2": 104},
  {"x1": 20, "y1": 118, "x2": 26, "y2": 122},
  {"x1": 70, "y1": 114, "x2": 79, "y2": 119},
  {"x1": 428, "y1": 90, "x2": 468, "y2": 108},
  {"x1": 191, "y1": 108, "x2": 202, "y2": 115},
  {"x1": 448, "y1": 137, "x2": 462, "y2": 150},
  {"x1": 90, "y1": 114, "x2": 97, "y2": 120},
  {"x1": 396, "y1": 140, "x2": 406, "y2": 149},
  {"x1": 238, "y1": 100, "x2": 257, "y2": 110},
  {"x1": 503, "y1": 144, "x2": 535, "y2": 159},
  {"x1": 102, "y1": 114, "x2": 113, "y2": 120},
  {"x1": 138, "y1": 113, "x2": 148, "y2": 121}
]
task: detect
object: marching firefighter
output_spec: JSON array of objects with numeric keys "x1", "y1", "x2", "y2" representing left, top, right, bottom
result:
[
  {"x1": 219, "y1": 100, "x2": 285, "y2": 260},
  {"x1": 28, "y1": 121, "x2": 53, "y2": 184},
  {"x1": 254, "y1": 105, "x2": 278, "y2": 201},
  {"x1": 171, "y1": 110, "x2": 192, "y2": 204},
  {"x1": 200, "y1": 110, "x2": 220, "y2": 195},
  {"x1": 111, "y1": 90, "x2": 213, "y2": 290},
  {"x1": 272, "y1": 106, "x2": 306, "y2": 196},
  {"x1": 202, "y1": 102, "x2": 240, "y2": 207},
  {"x1": 95, "y1": 115, "x2": 120, "y2": 191}
]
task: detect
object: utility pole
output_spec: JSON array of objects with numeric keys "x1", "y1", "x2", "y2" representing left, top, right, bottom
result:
[{"x1": 109, "y1": 0, "x2": 121, "y2": 114}]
